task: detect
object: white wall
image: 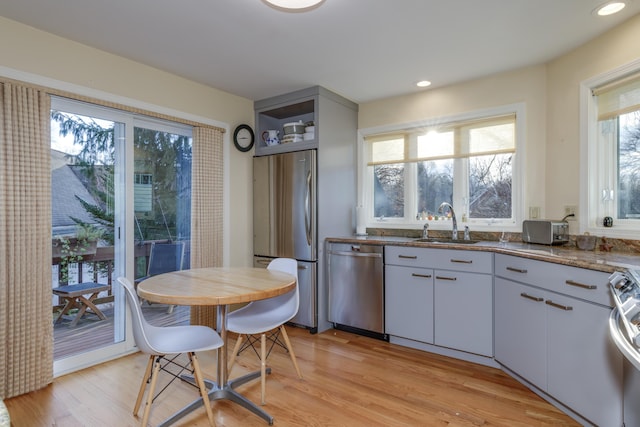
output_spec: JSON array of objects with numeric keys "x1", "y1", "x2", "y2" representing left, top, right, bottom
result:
[{"x1": 0, "y1": 16, "x2": 256, "y2": 266}]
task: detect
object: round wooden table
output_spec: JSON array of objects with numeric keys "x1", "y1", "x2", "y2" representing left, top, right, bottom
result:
[{"x1": 137, "y1": 267, "x2": 296, "y2": 426}]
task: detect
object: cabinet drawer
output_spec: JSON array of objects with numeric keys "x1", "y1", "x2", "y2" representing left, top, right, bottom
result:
[
  {"x1": 495, "y1": 254, "x2": 613, "y2": 307},
  {"x1": 429, "y1": 249, "x2": 493, "y2": 274},
  {"x1": 385, "y1": 246, "x2": 493, "y2": 274},
  {"x1": 385, "y1": 246, "x2": 431, "y2": 267}
]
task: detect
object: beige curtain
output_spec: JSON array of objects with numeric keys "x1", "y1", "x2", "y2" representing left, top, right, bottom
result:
[
  {"x1": 189, "y1": 126, "x2": 224, "y2": 327},
  {"x1": 0, "y1": 83, "x2": 53, "y2": 398}
]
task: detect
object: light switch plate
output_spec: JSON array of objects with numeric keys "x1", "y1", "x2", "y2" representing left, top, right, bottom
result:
[{"x1": 529, "y1": 206, "x2": 540, "y2": 219}]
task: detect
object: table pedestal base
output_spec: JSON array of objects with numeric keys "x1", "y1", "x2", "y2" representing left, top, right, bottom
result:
[{"x1": 158, "y1": 368, "x2": 273, "y2": 427}]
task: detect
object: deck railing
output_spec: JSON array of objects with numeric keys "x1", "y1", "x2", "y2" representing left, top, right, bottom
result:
[{"x1": 51, "y1": 240, "x2": 187, "y2": 311}]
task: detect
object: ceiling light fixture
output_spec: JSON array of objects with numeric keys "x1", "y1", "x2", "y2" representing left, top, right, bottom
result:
[
  {"x1": 594, "y1": 1, "x2": 626, "y2": 16},
  {"x1": 263, "y1": 0, "x2": 325, "y2": 11},
  {"x1": 416, "y1": 80, "x2": 432, "y2": 88}
]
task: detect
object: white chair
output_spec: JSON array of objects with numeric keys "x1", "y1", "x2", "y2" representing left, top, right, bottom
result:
[
  {"x1": 227, "y1": 258, "x2": 303, "y2": 405},
  {"x1": 116, "y1": 277, "x2": 223, "y2": 427}
]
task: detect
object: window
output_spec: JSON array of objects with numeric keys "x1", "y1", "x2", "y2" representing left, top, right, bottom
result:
[
  {"x1": 585, "y1": 64, "x2": 640, "y2": 235},
  {"x1": 362, "y1": 106, "x2": 522, "y2": 230}
]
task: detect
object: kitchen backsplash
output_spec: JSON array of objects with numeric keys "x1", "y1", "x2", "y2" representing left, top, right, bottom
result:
[{"x1": 366, "y1": 228, "x2": 640, "y2": 254}]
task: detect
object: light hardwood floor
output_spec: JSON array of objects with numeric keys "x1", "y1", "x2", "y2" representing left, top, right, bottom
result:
[{"x1": 6, "y1": 327, "x2": 579, "y2": 426}]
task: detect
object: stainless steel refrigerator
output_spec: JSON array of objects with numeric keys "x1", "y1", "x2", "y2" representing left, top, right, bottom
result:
[{"x1": 253, "y1": 149, "x2": 317, "y2": 332}]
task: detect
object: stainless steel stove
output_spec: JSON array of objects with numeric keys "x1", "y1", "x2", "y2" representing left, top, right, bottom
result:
[{"x1": 609, "y1": 269, "x2": 640, "y2": 369}]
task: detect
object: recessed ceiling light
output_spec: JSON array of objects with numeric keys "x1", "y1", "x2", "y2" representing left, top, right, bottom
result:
[
  {"x1": 594, "y1": 1, "x2": 626, "y2": 16},
  {"x1": 416, "y1": 80, "x2": 432, "y2": 88},
  {"x1": 263, "y1": 0, "x2": 325, "y2": 11}
]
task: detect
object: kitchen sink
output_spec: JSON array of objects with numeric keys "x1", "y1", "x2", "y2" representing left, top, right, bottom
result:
[{"x1": 414, "y1": 238, "x2": 480, "y2": 244}]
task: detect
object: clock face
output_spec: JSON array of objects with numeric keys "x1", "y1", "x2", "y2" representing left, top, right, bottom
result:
[{"x1": 233, "y1": 125, "x2": 254, "y2": 152}]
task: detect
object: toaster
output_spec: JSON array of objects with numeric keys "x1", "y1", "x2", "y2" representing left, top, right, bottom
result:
[{"x1": 522, "y1": 220, "x2": 569, "y2": 245}]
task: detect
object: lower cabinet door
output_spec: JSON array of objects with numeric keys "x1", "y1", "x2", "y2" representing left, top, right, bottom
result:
[
  {"x1": 546, "y1": 294, "x2": 623, "y2": 427},
  {"x1": 434, "y1": 270, "x2": 493, "y2": 356},
  {"x1": 385, "y1": 265, "x2": 434, "y2": 343},
  {"x1": 494, "y1": 278, "x2": 547, "y2": 390}
]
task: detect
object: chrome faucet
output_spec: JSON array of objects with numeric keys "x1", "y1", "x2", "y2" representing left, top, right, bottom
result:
[
  {"x1": 438, "y1": 202, "x2": 458, "y2": 240},
  {"x1": 423, "y1": 223, "x2": 429, "y2": 239},
  {"x1": 464, "y1": 225, "x2": 470, "y2": 241}
]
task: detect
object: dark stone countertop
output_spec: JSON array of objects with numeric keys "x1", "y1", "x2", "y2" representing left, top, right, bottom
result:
[{"x1": 325, "y1": 235, "x2": 640, "y2": 273}]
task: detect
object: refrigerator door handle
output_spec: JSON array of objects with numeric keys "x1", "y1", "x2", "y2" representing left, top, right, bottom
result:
[{"x1": 305, "y1": 168, "x2": 312, "y2": 246}]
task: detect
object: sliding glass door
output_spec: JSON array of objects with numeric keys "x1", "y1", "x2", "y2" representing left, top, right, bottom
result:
[{"x1": 51, "y1": 98, "x2": 192, "y2": 375}]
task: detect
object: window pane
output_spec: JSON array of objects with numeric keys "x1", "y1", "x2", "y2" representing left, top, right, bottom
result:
[
  {"x1": 134, "y1": 127, "x2": 192, "y2": 243},
  {"x1": 469, "y1": 153, "x2": 512, "y2": 218},
  {"x1": 51, "y1": 110, "x2": 118, "y2": 360},
  {"x1": 373, "y1": 164, "x2": 404, "y2": 218},
  {"x1": 416, "y1": 159, "x2": 453, "y2": 216},
  {"x1": 618, "y1": 110, "x2": 640, "y2": 219},
  {"x1": 417, "y1": 131, "x2": 454, "y2": 158}
]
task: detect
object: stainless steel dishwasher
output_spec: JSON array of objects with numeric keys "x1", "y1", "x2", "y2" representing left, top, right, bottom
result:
[{"x1": 327, "y1": 242, "x2": 386, "y2": 340}]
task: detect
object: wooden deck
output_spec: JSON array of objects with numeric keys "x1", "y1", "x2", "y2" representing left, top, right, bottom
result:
[{"x1": 53, "y1": 303, "x2": 190, "y2": 360}]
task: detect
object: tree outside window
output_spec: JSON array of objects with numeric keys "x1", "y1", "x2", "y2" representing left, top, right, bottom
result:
[{"x1": 365, "y1": 112, "x2": 516, "y2": 225}]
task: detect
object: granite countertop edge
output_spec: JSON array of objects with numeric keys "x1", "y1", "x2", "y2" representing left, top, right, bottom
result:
[{"x1": 325, "y1": 235, "x2": 640, "y2": 273}]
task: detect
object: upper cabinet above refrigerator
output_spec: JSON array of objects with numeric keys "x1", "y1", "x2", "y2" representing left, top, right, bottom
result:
[{"x1": 254, "y1": 86, "x2": 357, "y2": 156}]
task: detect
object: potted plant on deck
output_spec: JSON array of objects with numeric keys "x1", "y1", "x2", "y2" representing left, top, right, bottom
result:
[{"x1": 52, "y1": 224, "x2": 104, "y2": 284}]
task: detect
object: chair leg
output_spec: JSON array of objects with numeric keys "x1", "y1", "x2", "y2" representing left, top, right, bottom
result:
[
  {"x1": 189, "y1": 352, "x2": 216, "y2": 427},
  {"x1": 280, "y1": 325, "x2": 303, "y2": 379},
  {"x1": 228, "y1": 334, "x2": 244, "y2": 374},
  {"x1": 141, "y1": 357, "x2": 161, "y2": 427},
  {"x1": 134, "y1": 355, "x2": 155, "y2": 416},
  {"x1": 261, "y1": 333, "x2": 267, "y2": 405}
]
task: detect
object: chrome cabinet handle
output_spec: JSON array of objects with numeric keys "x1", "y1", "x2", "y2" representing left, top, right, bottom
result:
[
  {"x1": 565, "y1": 279, "x2": 597, "y2": 290},
  {"x1": 398, "y1": 255, "x2": 418, "y2": 259},
  {"x1": 545, "y1": 300, "x2": 573, "y2": 311},
  {"x1": 450, "y1": 259, "x2": 472, "y2": 264},
  {"x1": 506, "y1": 266, "x2": 527, "y2": 273},
  {"x1": 411, "y1": 273, "x2": 432, "y2": 279},
  {"x1": 520, "y1": 292, "x2": 544, "y2": 302},
  {"x1": 435, "y1": 275, "x2": 457, "y2": 281}
]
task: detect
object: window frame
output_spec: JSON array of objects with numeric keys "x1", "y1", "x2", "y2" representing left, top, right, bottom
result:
[
  {"x1": 581, "y1": 58, "x2": 640, "y2": 238},
  {"x1": 358, "y1": 103, "x2": 525, "y2": 232}
]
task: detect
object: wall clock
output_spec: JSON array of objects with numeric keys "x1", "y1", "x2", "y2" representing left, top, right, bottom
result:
[{"x1": 233, "y1": 124, "x2": 255, "y2": 152}]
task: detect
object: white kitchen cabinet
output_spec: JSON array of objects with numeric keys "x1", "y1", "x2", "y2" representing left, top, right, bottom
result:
[
  {"x1": 546, "y1": 292, "x2": 622, "y2": 427},
  {"x1": 434, "y1": 270, "x2": 493, "y2": 356},
  {"x1": 494, "y1": 253, "x2": 612, "y2": 306},
  {"x1": 385, "y1": 264, "x2": 434, "y2": 343},
  {"x1": 494, "y1": 254, "x2": 623, "y2": 427},
  {"x1": 385, "y1": 246, "x2": 493, "y2": 357},
  {"x1": 494, "y1": 278, "x2": 547, "y2": 389}
]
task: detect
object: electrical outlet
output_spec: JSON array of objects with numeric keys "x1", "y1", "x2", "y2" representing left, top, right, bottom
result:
[
  {"x1": 564, "y1": 205, "x2": 577, "y2": 220},
  {"x1": 529, "y1": 206, "x2": 540, "y2": 219}
]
